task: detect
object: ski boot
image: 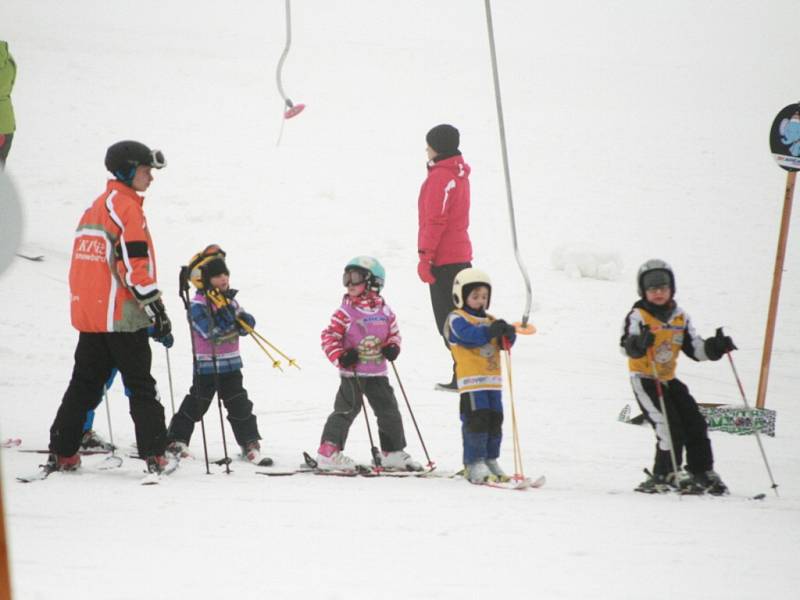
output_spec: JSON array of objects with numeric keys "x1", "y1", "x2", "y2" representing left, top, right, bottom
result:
[
  {"x1": 166, "y1": 440, "x2": 192, "y2": 459},
  {"x1": 634, "y1": 469, "x2": 671, "y2": 494},
  {"x1": 381, "y1": 450, "x2": 423, "y2": 472},
  {"x1": 80, "y1": 429, "x2": 114, "y2": 451},
  {"x1": 243, "y1": 441, "x2": 273, "y2": 467},
  {"x1": 693, "y1": 470, "x2": 729, "y2": 496},
  {"x1": 466, "y1": 460, "x2": 496, "y2": 484},
  {"x1": 316, "y1": 441, "x2": 357, "y2": 472},
  {"x1": 485, "y1": 458, "x2": 511, "y2": 482},
  {"x1": 46, "y1": 453, "x2": 81, "y2": 472}
]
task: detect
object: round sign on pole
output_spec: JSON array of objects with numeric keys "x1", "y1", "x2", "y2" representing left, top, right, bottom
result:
[{"x1": 770, "y1": 102, "x2": 800, "y2": 172}]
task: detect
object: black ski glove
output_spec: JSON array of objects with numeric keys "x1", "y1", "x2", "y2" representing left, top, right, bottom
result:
[
  {"x1": 144, "y1": 298, "x2": 171, "y2": 338},
  {"x1": 704, "y1": 327, "x2": 737, "y2": 361},
  {"x1": 339, "y1": 348, "x2": 359, "y2": 368},
  {"x1": 487, "y1": 319, "x2": 508, "y2": 339},
  {"x1": 625, "y1": 324, "x2": 655, "y2": 358},
  {"x1": 381, "y1": 344, "x2": 400, "y2": 362}
]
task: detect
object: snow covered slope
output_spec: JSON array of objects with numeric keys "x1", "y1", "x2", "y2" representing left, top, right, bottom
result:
[{"x1": 1, "y1": 1, "x2": 798, "y2": 598}]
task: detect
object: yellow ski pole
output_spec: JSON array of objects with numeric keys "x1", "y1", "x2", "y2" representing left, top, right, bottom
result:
[
  {"x1": 244, "y1": 324, "x2": 301, "y2": 369},
  {"x1": 238, "y1": 320, "x2": 283, "y2": 371},
  {"x1": 502, "y1": 337, "x2": 525, "y2": 481}
]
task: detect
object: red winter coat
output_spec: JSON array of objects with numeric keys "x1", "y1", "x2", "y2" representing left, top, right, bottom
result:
[
  {"x1": 69, "y1": 180, "x2": 160, "y2": 332},
  {"x1": 417, "y1": 155, "x2": 472, "y2": 266}
]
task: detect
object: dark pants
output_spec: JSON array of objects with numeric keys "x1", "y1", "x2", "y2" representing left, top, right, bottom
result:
[
  {"x1": 429, "y1": 262, "x2": 471, "y2": 379},
  {"x1": 0, "y1": 132, "x2": 12, "y2": 166},
  {"x1": 167, "y1": 370, "x2": 260, "y2": 448},
  {"x1": 50, "y1": 331, "x2": 167, "y2": 457},
  {"x1": 320, "y1": 376, "x2": 406, "y2": 452},
  {"x1": 460, "y1": 390, "x2": 503, "y2": 464},
  {"x1": 632, "y1": 376, "x2": 713, "y2": 476}
]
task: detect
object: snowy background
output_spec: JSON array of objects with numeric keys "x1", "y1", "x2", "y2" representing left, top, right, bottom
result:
[{"x1": 1, "y1": 1, "x2": 799, "y2": 598}]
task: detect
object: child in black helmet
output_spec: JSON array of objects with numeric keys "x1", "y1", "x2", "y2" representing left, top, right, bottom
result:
[
  {"x1": 166, "y1": 245, "x2": 269, "y2": 466},
  {"x1": 620, "y1": 259, "x2": 736, "y2": 495}
]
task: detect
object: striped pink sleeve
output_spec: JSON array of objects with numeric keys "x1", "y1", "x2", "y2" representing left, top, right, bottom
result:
[
  {"x1": 385, "y1": 307, "x2": 401, "y2": 348},
  {"x1": 321, "y1": 308, "x2": 350, "y2": 366}
]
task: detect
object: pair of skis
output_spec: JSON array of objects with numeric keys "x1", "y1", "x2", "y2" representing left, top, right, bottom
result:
[{"x1": 255, "y1": 452, "x2": 546, "y2": 491}]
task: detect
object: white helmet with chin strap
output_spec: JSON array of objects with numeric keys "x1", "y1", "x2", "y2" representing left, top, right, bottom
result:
[{"x1": 452, "y1": 267, "x2": 492, "y2": 309}]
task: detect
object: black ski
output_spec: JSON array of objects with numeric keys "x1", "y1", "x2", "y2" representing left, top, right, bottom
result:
[{"x1": 15, "y1": 253, "x2": 44, "y2": 262}]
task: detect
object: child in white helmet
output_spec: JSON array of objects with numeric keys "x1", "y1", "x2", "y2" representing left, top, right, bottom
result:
[
  {"x1": 444, "y1": 267, "x2": 517, "y2": 484},
  {"x1": 621, "y1": 259, "x2": 736, "y2": 495},
  {"x1": 317, "y1": 256, "x2": 422, "y2": 472}
]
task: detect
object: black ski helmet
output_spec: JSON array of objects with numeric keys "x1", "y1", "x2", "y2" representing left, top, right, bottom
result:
[
  {"x1": 637, "y1": 259, "x2": 675, "y2": 298},
  {"x1": 105, "y1": 140, "x2": 166, "y2": 184}
]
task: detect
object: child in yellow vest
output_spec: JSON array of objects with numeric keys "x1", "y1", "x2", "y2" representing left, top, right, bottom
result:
[
  {"x1": 444, "y1": 268, "x2": 517, "y2": 484},
  {"x1": 620, "y1": 259, "x2": 736, "y2": 495}
]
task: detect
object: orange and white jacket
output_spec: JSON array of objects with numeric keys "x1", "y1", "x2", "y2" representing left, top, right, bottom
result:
[{"x1": 69, "y1": 180, "x2": 161, "y2": 332}]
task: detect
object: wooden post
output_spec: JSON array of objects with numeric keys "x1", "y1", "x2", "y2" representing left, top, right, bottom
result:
[
  {"x1": 756, "y1": 170, "x2": 796, "y2": 408},
  {"x1": 0, "y1": 462, "x2": 12, "y2": 600}
]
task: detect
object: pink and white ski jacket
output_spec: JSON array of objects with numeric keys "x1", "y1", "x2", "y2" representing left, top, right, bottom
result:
[
  {"x1": 321, "y1": 291, "x2": 401, "y2": 377},
  {"x1": 417, "y1": 154, "x2": 473, "y2": 266}
]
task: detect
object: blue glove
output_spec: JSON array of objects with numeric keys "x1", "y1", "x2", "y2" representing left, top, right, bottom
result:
[
  {"x1": 237, "y1": 311, "x2": 256, "y2": 335},
  {"x1": 147, "y1": 325, "x2": 174, "y2": 348},
  {"x1": 214, "y1": 305, "x2": 237, "y2": 330}
]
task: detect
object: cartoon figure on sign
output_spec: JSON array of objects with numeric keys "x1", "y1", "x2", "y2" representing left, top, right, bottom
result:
[
  {"x1": 779, "y1": 112, "x2": 800, "y2": 157},
  {"x1": 358, "y1": 334, "x2": 383, "y2": 365}
]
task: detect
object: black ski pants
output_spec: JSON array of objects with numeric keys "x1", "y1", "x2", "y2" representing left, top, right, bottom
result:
[
  {"x1": 429, "y1": 262, "x2": 471, "y2": 377},
  {"x1": 167, "y1": 370, "x2": 260, "y2": 448},
  {"x1": 320, "y1": 376, "x2": 406, "y2": 452},
  {"x1": 50, "y1": 331, "x2": 167, "y2": 457},
  {"x1": 632, "y1": 376, "x2": 713, "y2": 476}
]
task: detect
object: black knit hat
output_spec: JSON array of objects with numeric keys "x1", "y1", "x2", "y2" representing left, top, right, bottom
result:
[
  {"x1": 202, "y1": 257, "x2": 229, "y2": 280},
  {"x1": 426, "y1": 124, "x2": 460, "y2": 156}
]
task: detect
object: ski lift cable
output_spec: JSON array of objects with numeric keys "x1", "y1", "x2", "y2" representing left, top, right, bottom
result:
[
  {"x1": 275, "y1": 0, "x2": 305, "y2": 120},
  {"x1": 484, "y1": 0, "x2": 535, "y2": 335}
]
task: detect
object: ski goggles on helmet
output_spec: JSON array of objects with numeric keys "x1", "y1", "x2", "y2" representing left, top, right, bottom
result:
[
  {"x1": 343, "y1": 268, "x2": 370, "y2": 287},
  {"x1": 149, "y1": 149, "x2": 167, "y2": 169}
]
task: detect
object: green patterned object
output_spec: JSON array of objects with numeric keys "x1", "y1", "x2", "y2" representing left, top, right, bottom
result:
[
  {"x1": 699, "y1": 405, "x2": 776, "y2": 437},
  {"x1": 618, "y1": 404, "x2": 776, "y2": 437}
]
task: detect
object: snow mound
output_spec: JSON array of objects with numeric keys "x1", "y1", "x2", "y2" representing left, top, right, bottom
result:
[{"x1": 551, "y1": 244, "x2": 623, "y2": 281}]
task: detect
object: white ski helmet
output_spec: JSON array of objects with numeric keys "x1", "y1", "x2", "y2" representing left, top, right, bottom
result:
[
  {"x1": 637, "y1": 259, "x2": 675, "y2": 298},
  {"x1": 452, "y1": 267, "x2": 492, "y2": 309}
]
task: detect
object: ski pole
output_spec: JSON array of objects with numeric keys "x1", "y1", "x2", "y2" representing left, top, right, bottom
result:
[
  {"x1": 179, "y1": 266, "x2": 210, "y2": 473},
  {"x1": 352, "y1": 370, "x2": 382, "y2": 470},
  {"x1": 484, "y1": 0, "x2": 535, "y2": 336},
  {"x1": 206, "y1": 296, "x2": 232, "y2": 475},
  {"x1": 165, "y1": 347, "x2": 176, "y2": 416},
  {"x1": 501, "y1": 337, "x2": 525, "y2": 480},
  {"x1": 102, "y1": 388, "x2": 122, "y2": 469},
  {"x1": 648, "y1": 348, "x2": 681, "y2": 489},
  {"x1": 241, "y1": 322, "x2": 301, "y2": 369},
  {"x1": 236, "y1": 320, "x2": 284, "y2": 370},
  {"x1": 389, "y1": 362, "x2": 435, "y2": 470},
  {"x1": 726, "y1": 350, "x2": 779, "y2": 497}
]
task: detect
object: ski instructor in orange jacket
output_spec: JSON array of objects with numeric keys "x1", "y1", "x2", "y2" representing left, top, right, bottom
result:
[{"x1": 47, "y1": 140, "x2": 174, "y2": 475}]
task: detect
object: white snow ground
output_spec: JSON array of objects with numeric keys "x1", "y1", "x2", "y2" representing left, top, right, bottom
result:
[{"x1": 1, "y1": 1, "x2": 799, "y2": 599}]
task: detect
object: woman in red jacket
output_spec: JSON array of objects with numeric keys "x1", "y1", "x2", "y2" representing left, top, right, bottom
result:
[{"x1": 417, "y1": 124, "x2": 473, "y2": 390}]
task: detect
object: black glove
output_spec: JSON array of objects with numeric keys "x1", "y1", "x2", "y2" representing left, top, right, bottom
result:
[
  {"x1": 487, "y1": 319, "x2": 511, "y2": 340},
  {"x1": 704, "y1": 327, "x2": 737, "y2": 361},
  {"x1": 381, "y1": 344, "x2": 400, "y2": 362},
  {"x1": 339, "y1": 348, "x2": 359, "y2": 368},
  {"x1": 625, "y1": 324, "x2": 655, "y2": 358},
  {"x1": 144, "y1": 298, "x2": 171, "y2": 338}
]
